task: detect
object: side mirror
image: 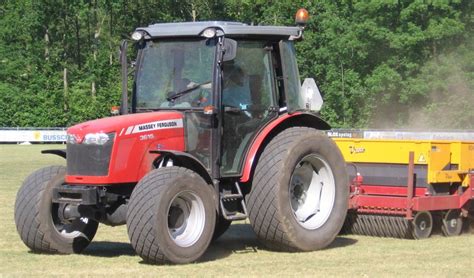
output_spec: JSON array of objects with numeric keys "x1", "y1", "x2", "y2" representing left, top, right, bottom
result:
[
  {"x1": 300, "y1": 78, "x2": 323, "y2": 112},
  {"x1": 223, "y1": 38, "x2": 237, "y2": 62}
]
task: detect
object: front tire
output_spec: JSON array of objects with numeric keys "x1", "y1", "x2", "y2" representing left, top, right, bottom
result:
[
  {"x1": 14, "y1": 166, "x2": 98, "y2": 254},
  {"x1": 246, "y1": 127, "x2": 349, "y2": 251},
  {"x1": 127, "y1": 167, "x2": 216, "y2": 264}
]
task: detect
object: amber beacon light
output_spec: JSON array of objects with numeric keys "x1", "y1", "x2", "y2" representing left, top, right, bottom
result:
[{"x1": 295, "y1": 8, "x2": 309, "y2": 27}]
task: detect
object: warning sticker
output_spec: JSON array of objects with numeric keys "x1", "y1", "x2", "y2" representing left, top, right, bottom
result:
[
  {"x1": 418, "y1": 153, "x2": 426, "y2": 163},
  {"x1": 125, "y1": 119, "x2": 183, "y2": 135}
]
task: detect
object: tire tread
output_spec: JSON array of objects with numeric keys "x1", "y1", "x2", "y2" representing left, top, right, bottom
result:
[
  {"x1": 247, "y1": 127, "x2": 314, "y2": 251},
  {"x1": 14, "y1": 166, "x2": 64, "y2": 253},
  {"x1": 246, "y1": 127, "x2": 346, "y2": 251},
  {"x1": 127, "y1": 167, "x2": 210, "y2": 264}
]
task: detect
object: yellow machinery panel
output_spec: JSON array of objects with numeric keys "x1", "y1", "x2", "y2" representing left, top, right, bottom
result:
[{"x1": 333, "y1": 138, "x2": 474, "y2": 185}]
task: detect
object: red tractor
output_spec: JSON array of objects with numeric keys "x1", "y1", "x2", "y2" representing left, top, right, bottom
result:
[{"x1": 14, "y1": 10, "x2": 349, "y2": 264}]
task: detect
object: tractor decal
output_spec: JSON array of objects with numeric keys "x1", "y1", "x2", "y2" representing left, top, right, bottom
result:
[{"x1": 125, "y1": 119, "x2": 183, "y2": 135}]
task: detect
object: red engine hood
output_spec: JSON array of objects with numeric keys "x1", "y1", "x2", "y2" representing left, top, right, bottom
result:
[
  {"x1": 66, "y1": 110, "x2": 187, "y2": 184},
  {"x1": 67, "y1": 111, "x2": 184, "y2": 137}
]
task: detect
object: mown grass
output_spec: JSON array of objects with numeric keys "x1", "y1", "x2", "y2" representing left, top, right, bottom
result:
[{"x1": 0, "y1": 144, "x2": 473, "y2": 277}]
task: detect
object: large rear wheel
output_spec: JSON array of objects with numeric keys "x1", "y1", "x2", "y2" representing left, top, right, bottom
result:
[
  {"x1": 14, "y1": 166, "x2": 98, "y2": 254},
  {"x1": 246, "y1": 127, "x2": 349, "y2": 251},
  {"x1": 127, "y1": 167, "x2": 216, "y2": 264}
]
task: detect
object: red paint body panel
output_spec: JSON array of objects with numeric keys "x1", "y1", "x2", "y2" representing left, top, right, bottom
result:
[
  {"x1": 349, "y1": 195, "x2": 408, "y2": 211},
  {"x1": 65, "y1": 111, "x2": 186, "y2": 185},
  {"x1": 239, "y1": 112, "x2": 300, "y2": 183},
  {"x1": 357, "y1": 185, "x2": 428, "y2": 197},
  {"x1": 413, "y1": 186, "x2": 473, "y2": 211}
]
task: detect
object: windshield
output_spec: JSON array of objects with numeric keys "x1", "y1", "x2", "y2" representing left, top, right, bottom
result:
[{"x1": 135, "y1": 39, "x2": 216, "y2": 110}]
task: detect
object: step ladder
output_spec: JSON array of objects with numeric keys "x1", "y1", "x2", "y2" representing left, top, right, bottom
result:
[{"x1": 219, "y1": 182, "x2": 248, "y2": 221}]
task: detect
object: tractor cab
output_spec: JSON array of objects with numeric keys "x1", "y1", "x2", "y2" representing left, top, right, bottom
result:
[{"x1": 123, "y1": 21, "x2": 324, "y2": 179}]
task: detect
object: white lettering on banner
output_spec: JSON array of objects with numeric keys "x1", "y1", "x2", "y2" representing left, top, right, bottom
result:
[{"x1": 125, "y1": 119, "x2": 183, "y2": 135}]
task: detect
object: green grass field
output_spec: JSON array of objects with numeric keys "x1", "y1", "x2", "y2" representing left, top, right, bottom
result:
[{"x1": 1, "y1": 144, "x2": 472, "y2": 276}]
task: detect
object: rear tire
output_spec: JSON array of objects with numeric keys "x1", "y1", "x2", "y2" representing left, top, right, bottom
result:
[
  {"x1": 127, "y1": 167, "x2": 216, "y2": 264},
  {"x1": 246, "y1": 127, "x2": 349, "y2": 251},
  {"x1": 14, "y1": 166, "x2": 98, "y2": 254}
]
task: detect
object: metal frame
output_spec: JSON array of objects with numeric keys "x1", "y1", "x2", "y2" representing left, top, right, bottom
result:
[{"x1": 348, "y1": 151, "x2": 474, "y2": 218}]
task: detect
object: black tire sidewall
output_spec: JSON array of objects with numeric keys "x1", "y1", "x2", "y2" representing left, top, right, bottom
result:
[
  {"x1": 38, "y1": 170, "x2": 98, "y2": 253},
  {"x1": 442, "y1": 210, "x2": 463, "y2": 236},
  {"x1": 153, "y1": 172, "x2": 216, "y2": 263},
  {"x1": 276, "y1": 133, "x2": 349, "y2": 250},
  {"x1": 412, "y1": 211, "x2": 433, "y2": 239}
]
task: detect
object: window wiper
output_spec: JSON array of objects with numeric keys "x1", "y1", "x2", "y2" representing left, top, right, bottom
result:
[{"x1": 166, "y1": 81, "x2": 211, "y2": 101}]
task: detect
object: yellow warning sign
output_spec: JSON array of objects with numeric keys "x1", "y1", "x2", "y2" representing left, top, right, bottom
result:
[{"x1": 418, "y1": 153, "x2": 426, "y2": 163}]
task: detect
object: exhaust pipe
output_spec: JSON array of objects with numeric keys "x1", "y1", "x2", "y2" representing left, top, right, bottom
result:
[{"x1": 120, "y1": 40, "x2": 128, "y2": 115}]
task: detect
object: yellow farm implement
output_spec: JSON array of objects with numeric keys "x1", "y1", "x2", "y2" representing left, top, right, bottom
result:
[{"x1": 331, "y1": 133, "x2": 474, "y2": 239}]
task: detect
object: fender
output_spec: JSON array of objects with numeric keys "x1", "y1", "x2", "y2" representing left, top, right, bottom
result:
[
  {"x1": 240, "y1": 112, "x2": 331, "y2": 183},
  {"x1": 41, "y1": 149, "x2": 67, "y2": 159},
  {"x1": 150, "y1": 150, "x2": 213, "y2": 185}
]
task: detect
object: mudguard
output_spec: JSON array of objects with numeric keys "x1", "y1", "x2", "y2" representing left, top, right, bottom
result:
[
  {"x1": 150, "y1": 150, "x2": 213, "y2": 184},
  {"x1": 240, "y1": 112, "x2": 331, "y2": 183},
  {"x1": 41, "y1": 149, "x2": 67, "y2": 159}
]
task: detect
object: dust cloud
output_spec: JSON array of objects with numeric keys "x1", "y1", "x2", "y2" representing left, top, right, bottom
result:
[{"x1": 369, "y1": 50, "x2": 474, "y2": 130}]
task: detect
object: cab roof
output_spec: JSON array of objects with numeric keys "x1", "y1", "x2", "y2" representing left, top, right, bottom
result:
[{"x1": 135, "y1": 21, "x2": 301, "y2": 39}]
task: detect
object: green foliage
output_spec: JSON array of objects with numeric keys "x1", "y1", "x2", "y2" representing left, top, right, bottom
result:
[{"x1": 0, "y1": 0, "x2": 472, "y2": 128}]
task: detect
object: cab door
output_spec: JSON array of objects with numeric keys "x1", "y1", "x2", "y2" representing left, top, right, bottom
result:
[{"x1": 220, "y1": 40, "x2": 278, "y2": 176}]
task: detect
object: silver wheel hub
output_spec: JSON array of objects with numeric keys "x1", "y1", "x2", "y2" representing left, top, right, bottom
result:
[
  {"x1": 419, "y1": 221, "x2": 427, "y2": 230},
  {"x1": 52, "y1": 203, "x2": 90, "y2": 239},
  {"x1": 449, "y1": 219, "x2": 457, "y2": 228},
  {"x1": 289, "y1": 154, "x2": 336, "y2": 230},
  {"x1": 167, "y1": 191, "x2": 205, "y2": 247}
]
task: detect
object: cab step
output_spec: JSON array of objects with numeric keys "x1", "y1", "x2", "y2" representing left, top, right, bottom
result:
[{"x1": 219, "y1": 182, "x2": 248, "y2": 221}]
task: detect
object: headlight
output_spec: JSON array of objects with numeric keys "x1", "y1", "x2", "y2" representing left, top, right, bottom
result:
[
  {"x1": 131, "y1": 31, "x2": 144, "y2": 41},
  {"x1": 67, "y1": 134, "x2": 78, "y2": 144},
  {"x1": 83, "y1": 133, "x2": 114, "y2": 145},
  {"x1": 202, "y1": 28, "x2": 216, "y2": 38}
]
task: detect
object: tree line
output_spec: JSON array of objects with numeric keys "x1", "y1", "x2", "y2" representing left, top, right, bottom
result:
[{"x1": 0, "y1": 0, "x2": 472, "y2": 128}]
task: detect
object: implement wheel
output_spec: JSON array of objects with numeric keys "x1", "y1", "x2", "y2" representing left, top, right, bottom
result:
[
  {"x1": 246, "y1": 127, "x2": 349, "y2": 251},
  {"x1": 127, "y1": 167, "x2": 216, "y2": 264},
  {"x1": 14, "y1": 166, "x2": 98, "y2": 254},
  {"x1": 411, "y1": 211, "x2": 433, "y2": 239},
  {"x1": 441, "y1": 209, "x2": 463, "y2": 237}
]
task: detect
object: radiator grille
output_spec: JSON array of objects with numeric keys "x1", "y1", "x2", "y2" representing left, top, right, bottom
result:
[{"x1": 67, "y1": 136, "x2": 114, "y2": 176}]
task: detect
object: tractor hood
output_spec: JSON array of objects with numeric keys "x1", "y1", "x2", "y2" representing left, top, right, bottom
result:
[
  {"x1": 67, "y1": 111, "x2": 184, "y2": 141},
  {"x1": 65, "y1": 110, "x2": 186, "y2": 184}
]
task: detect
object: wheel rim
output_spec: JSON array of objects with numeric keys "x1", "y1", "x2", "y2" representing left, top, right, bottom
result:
[
  {"x1": 51, "y1": 203, "x2": 91, "y2": 239},
  {"x1": 412, "y1": 211, "x2": 432, "y2": 239},
  {"x1": 167, "y1": 191, "x2": 206, "y2": 247},
  {"x1": 289, "y1": 154, "x2": 336, "y2": 230},
  {"x1": 443, "y1": 209, "x2": 462, "y2": 236}
]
